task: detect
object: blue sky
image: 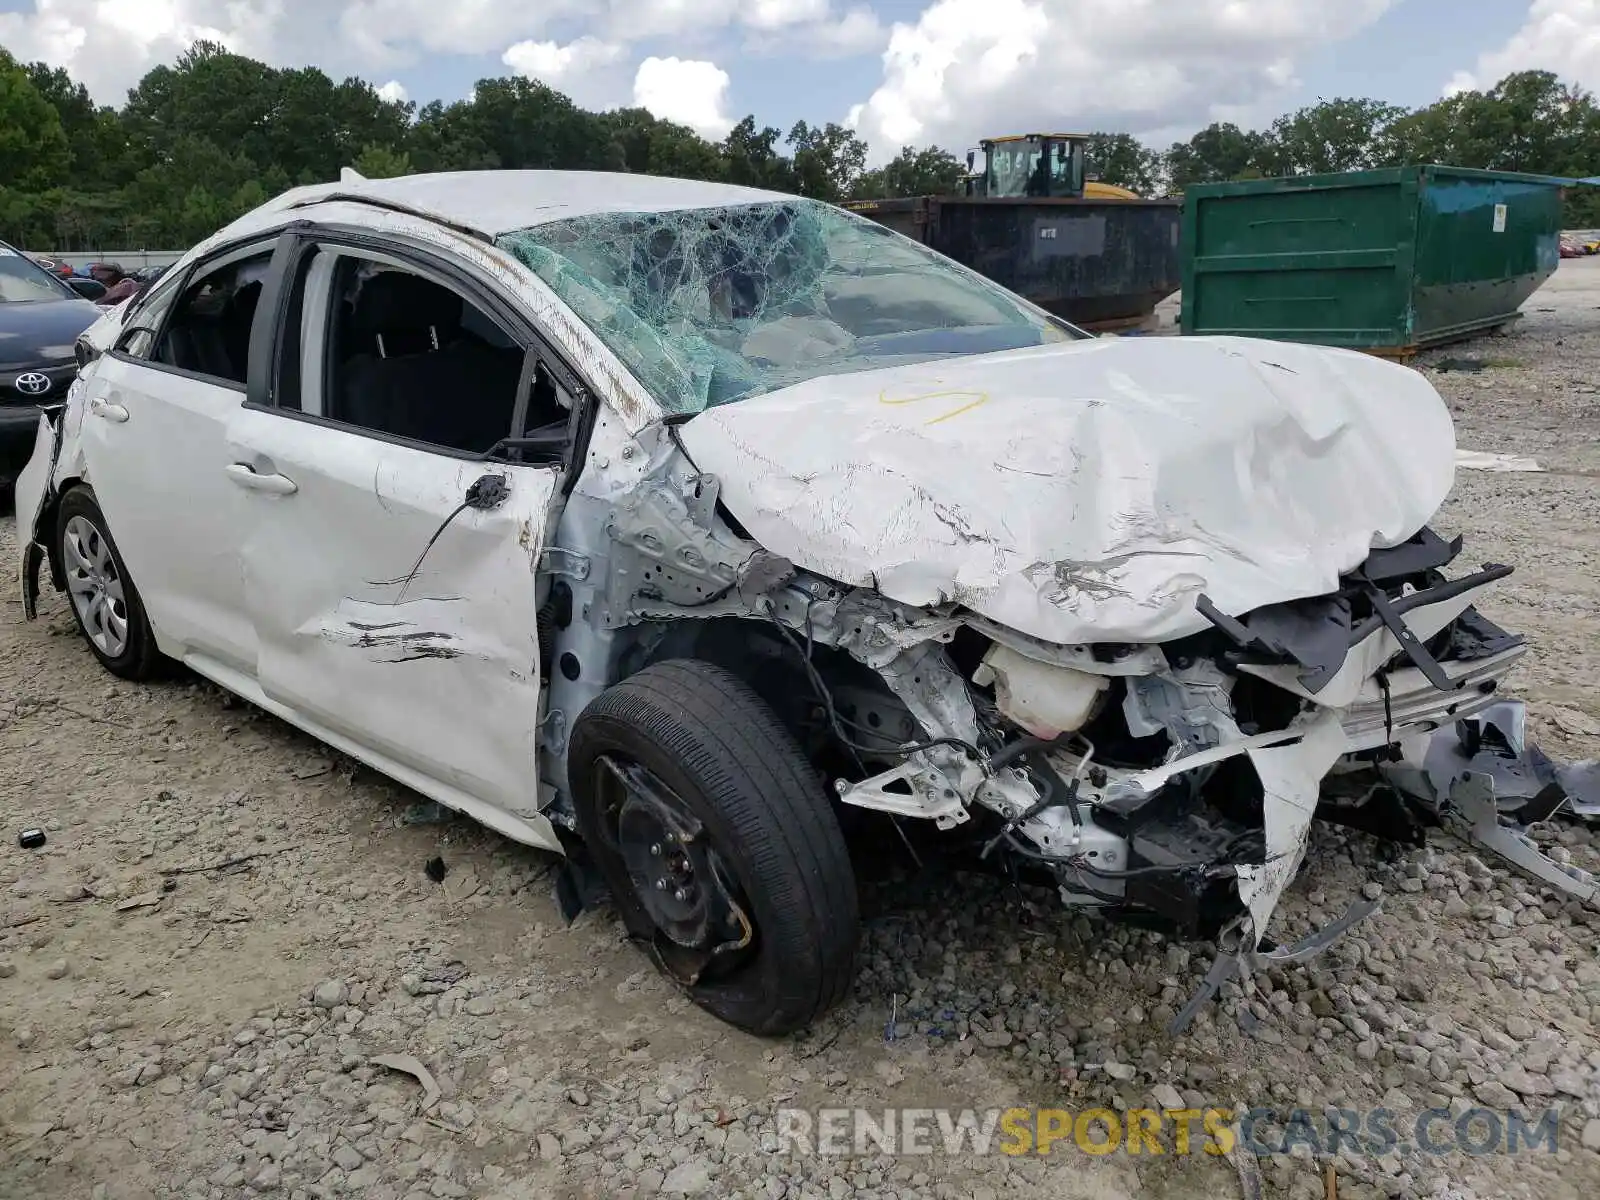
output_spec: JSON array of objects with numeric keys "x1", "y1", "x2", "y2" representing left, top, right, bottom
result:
[
  {"x1": 1294, "y1": 3, "x2": 1533, "y2": 112},
  {"x1": 0, "y1": 1, "x2": 1587, "y2": 160}
]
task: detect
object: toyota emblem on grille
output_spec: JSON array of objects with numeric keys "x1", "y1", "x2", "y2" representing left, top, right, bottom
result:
[{"x1": 14, "y1": 372, "x2": 51, "y2": 396}]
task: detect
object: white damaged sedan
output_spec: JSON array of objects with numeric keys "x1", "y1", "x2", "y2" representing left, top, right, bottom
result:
[{"x1": 14, "y1": 171, "x2": 1595, "y2": 1035}]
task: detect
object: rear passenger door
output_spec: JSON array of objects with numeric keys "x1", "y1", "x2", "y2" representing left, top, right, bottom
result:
[
  {"x1": 225, "y1": 231, "x2": 582, "y2": 850},
  {"x1": 75, "y1": 243, "x2": 275, "y2": 673}
]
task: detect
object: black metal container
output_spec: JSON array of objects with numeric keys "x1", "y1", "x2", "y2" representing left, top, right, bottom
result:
[{"x1": 844, "y1": 195, "x2": 1183, "y2": 329}]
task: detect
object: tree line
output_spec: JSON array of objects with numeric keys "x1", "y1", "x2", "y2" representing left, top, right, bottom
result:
[{"x1": 3, "y1": 39, "x2": 1598, "y2": 252}]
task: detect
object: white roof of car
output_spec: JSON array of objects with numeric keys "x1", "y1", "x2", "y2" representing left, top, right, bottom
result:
[{"x1": 269, "y1": 171, "x2": 795, "y2": 238}]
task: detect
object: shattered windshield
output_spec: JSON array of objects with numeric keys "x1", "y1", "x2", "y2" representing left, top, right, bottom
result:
[{"x1": 497, "y1": 198, "x2": 1081, "y2": 414}]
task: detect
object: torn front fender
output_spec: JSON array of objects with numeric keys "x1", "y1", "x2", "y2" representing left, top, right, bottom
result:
[{"x1": 15, "y1": 405, "x2": 67, "y2": 620}]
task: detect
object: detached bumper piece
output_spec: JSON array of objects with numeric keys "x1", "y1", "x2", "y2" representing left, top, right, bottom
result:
[
  {"x1": 1383, "y1": 700, "x2": 1600, "y2": 903},
  {"x1": 1169, "y1": 896, "x2": 1382, "y2": 1036},
  {"x1": 1167, "y1": 699, "x2": 1599, "y2": 1038}
]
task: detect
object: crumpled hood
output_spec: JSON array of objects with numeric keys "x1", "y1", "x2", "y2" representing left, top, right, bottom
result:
[{"x1": 678, "y1": 335, "x2": 1456, "y2": 645}]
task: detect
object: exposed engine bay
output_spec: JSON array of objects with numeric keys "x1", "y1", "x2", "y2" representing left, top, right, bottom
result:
[{"x1": 540, "y1": 430, "x2": 1599, "y2": 1033}]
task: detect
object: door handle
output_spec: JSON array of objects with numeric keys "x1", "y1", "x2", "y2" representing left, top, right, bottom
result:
[
  {"x1": 89, "y1": 397, "x2": 129, "y2": 423},
  {"x1": 225, "y1": 462, "x2": 298, "y2": 495}
]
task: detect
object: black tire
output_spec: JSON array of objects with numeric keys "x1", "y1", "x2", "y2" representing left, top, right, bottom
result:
[
  {"x1": 569, "y1": 658, "x2": 858, "y2": 1035},
  {"x1": 55, "y1": 485, "x2": 164, "y2": 681}
]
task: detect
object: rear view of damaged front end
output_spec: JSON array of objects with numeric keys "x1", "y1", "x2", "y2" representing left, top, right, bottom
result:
[{"x1": 798, "y1": 530, "x2": 1595, "y2": 1033}]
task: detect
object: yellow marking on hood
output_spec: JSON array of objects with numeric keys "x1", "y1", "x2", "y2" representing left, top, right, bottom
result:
[{"x1": 877, "y1": 389, "x2": 990, "y2": 425}]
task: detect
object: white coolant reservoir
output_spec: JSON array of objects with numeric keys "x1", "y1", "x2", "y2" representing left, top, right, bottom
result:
[{"x1": 972, "y1": 643, "x2": 1109, "y2": 740}]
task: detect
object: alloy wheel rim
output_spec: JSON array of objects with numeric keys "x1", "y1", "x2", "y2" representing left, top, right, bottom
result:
[{"x1": 63, "y1": 515, "x2": 129, "y2": 657}]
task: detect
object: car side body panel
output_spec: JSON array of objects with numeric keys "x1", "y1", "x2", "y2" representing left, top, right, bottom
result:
[
  {"x1": 224, "y1": 403, "x2": 561, "y2": 846},
  {"x1": 76, "y1": 351, "x2": 259, "y2": 671}
]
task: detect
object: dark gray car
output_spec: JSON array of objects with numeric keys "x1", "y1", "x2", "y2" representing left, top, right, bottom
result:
[{"x1": 1, "y1": 242, "x2": 103, "y2": 483}]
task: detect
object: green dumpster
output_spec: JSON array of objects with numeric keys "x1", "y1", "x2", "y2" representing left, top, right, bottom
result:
[{"x1": 1180, "y1": 165, "x2": 1568, "y2": 355}]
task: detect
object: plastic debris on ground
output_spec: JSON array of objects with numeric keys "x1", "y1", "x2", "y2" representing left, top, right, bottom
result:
[{"x1": 1456, "y1": 449, "x2": 1545, "y2": 472}]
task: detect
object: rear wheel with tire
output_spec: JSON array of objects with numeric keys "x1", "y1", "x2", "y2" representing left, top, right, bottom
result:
[
  {"x1": 569, "y1": 658, "x2": 858, "y2": 1035},
  {"x1": 56, "y1": 485, "x2": 164, "y2": 680}
]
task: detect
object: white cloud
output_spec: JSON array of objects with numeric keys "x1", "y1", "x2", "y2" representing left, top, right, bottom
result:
[
  {"x1": 1446, "y1": 0, "x2": 1600, "y2": 94},
  {"x1": 745, "y1": 0, "x2": 830, "y2": 30},
  {"x1": 848, "y1": 0, "x2": 1395, "y2": 160},
  {"x1": 0, "y1": 0, "x2": 882, "y2": 106},
  {"x1": 503, "y1": 36, "x2": 624, "y2": 80},
  {"x1": 0, "y1": 0, "x2": 265, "y2": 101},
  {"x1": 376, "y1": 79, "x2": 408, "y2": 103},
  {"x1": 596, "y1": 0, "x2": 879, "y2": 51},
  {"x1": 335, "y1": 0, "x2": 565, "y2": 65},
  {"x1": 602, "y1": 0, "x2": 739, "y2": 40},
  {"x1": 342, "y1": 0, "x2": 864, "y2": 51},
  {"x1": 746, "y1": 5, "x2": 886, "y2": 58},
  {"x1": 807, "y1": 8, "x2": 886, "y2": 55},
  {"x1": 502, "y1": 36, "x2": 627, "y2": 109},
  {"x1": 633, "y1": 55, "x2": 734, "y2": 137}
]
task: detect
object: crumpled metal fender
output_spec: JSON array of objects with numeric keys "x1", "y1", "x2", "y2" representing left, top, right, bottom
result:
[{"x1": 15, "y1": 401, "x2": 71, "y2": 620}]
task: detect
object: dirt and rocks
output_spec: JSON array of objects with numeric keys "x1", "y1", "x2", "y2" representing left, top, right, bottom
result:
[{"x1": 3, "y1": 263, "x2": 1600, "y2": 1200}]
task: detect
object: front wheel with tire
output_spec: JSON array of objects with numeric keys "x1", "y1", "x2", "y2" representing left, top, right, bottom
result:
[
  {"x1": 56, "y1": 485, "x2": 163, "y2": 680},
  {"x1": 568, "y1": 658, "x2": 859, "y2": 1035}
]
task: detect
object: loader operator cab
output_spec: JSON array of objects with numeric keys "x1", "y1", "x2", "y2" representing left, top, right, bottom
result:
[{"x1": 965, "y1": 134, "x2": 1089, "y2": 199}]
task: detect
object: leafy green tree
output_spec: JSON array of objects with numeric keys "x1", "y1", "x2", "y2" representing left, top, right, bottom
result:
[
  {"x1": 353, "y1": 143, "x2": 413, "y2": 179},
  {"x1": 122, "y1": 43, "x2": 412, "y2": 187},
  {"x1": 851, "y1": 145, "x2": 966, "y2": 199},
  {"x1": 0, "y1": 186, "x2": 46, "y2": 246},
  {"x1": 1382, "y1": 72, "x2": 1588, "y2": 175},
  {"x1": 1377, "y1": 95, "x2": 1471, "y2": 167},
  {"x1": 1268, "y1": 98, "x2": 1407, "y2": 175},
  {"x1": 597, "y1": 108, "x2": 725, "y2": 180},
  {"x1": 1164, "y1": 122, "x2": 1275, "y2": 190},
  {"x1": 0, "y1": 49, "x2": 70, "y2": 192},
  {"x1": 122, "y1": 42, "x2": 277, "y2": 168},
  {"x1": 408, "y1": 100, "x2": 501, "y2": 172},
  {"x1": 1081, "y1": 133, "x2": 1161, "y2": 193},
  {"x1": 261, "y1": 69, "x2": 412, "y2": 181},
  {"x1": 787, "y1": 120, "x2": 867, "y2": 202},
  {"x1": 452, "y1": 78, "x2": 613, "y2": 172},
  {"x1": 720, "y1": 117, "x2": 796, "y2": 191},
  {"x1": 11, "y1": 41, "x2": 1600, "y2": 248},
  {"x1": 23, "y1": 61, "x2": 137, "y2": 184},
  {"x1": 123, "y1": 133, "x2": 277, "y2": 244}
]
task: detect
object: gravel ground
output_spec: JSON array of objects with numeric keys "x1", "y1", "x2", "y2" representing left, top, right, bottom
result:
[{"x1": 3, "y1": 262, "x2": 1600, "y2": 1200}]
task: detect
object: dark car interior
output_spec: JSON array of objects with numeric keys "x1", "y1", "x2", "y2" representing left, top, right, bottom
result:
[
  {"x1": 143, "y1": 250, "x2": 574, "y2": 461},
  {"x1": 325, "y1": 265, "x2": 572, "y2": 457},
  {"x1": 152, "y1": 257, "x2": 266, "y2": 385}
]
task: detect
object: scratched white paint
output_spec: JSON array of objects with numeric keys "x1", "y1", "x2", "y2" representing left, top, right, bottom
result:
[
  {"x1": 289, "y1": 171, "x2": 791, "y2": 238},
  {"x1": 680, "y1": 334, "x2": 1456, "y2": 645},
  {"x1": 221, "y1": 405, "x2": 558, "y2": 826}
]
